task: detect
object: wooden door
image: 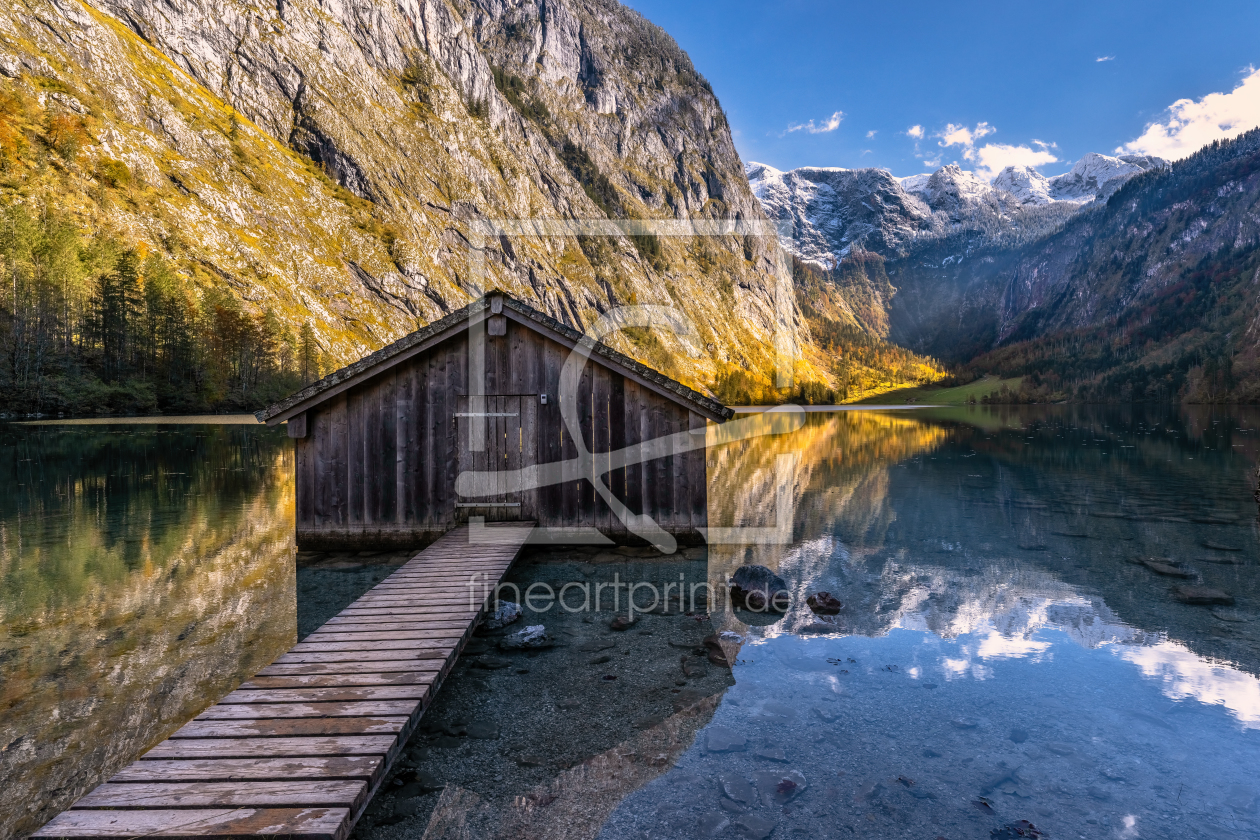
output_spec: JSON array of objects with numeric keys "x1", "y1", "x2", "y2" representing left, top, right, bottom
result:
[{"x1": 456, "y1": 395, "x2": 527, "y2": 522}]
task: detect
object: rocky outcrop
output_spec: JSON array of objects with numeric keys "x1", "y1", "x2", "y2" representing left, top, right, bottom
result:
[
  {"x1": 0, "y1": 0, "x2": 797, "y2": 384},
  {"x1": 746, "y1": 162, "x2": 936, "y2": 265}
]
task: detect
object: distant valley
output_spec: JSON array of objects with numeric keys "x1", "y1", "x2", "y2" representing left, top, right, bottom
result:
[{"x1": 750, "y1": 133, "x2": 1260, "y2": 403}]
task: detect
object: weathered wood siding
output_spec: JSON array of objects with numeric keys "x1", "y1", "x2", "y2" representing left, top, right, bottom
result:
[{"x1": 295, "y1": 320, "x2": 708, "y2": 549}]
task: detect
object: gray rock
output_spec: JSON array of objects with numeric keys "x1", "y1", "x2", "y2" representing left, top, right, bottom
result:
[
  {"x1": 483, "y1": 601, "x2": 522, "y2": 630},
  {"x1": 578, "y1": 640, "x2": 615, "y2": 653},
  {"x1": 499, "y1": 624, "x2": 550, "y2": 650},
  {"x1": 734, "y1": 813, "x2": 776, "y2": 840},
  {"x1": 719, "y1": 772, "x2": 758, "y2": 805},
  {"x1": 1173, "y1": 586, "x2": 1235, "y2": 606},
  {"x1": 728, "y1": 565, "x2": 790, "y2": 612},
  {"x1": 472, "y1": 655, "x2": 512, "y2": 670},
  {"x1": 705, "y1": 725, "x2": 747, "y2": 752},
  {"x1": 755, "y1": 747, "x2": 787, "y2": 762},
  {"x1": 754, "y1": 769, "x2": 806, "y2": 803},
  {"x1": 696, "y1": 814, "x2": 730, "y2": 838}
]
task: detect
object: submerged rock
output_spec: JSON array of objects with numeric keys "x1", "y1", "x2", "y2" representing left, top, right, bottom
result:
[
  {"x1": 1173, "y1": 586, "x2": 1235, "y2": 606},
  {"x1": 702, "y1": 634, "x2": 731, "y2": 667},
  {"x1": 728, "y1": 565, "x2": 790, "y2": 612},
  {"x1": 610, "y1": 615, "x2": 636, "y2": 631},
  {"x1": 483, "y1": 601, "x2": 522, "y2": 630},
  {"x1": 472, "y1": 655, "x2": 512, "y2": 670},
  {"x1": 754, "y1": 769, "x2": 807, "y2": 803},
  {"x1": 499, "y1": 624, "x2": 551, "y2": 649},
  {"x1": 1139, "y1": 558, "x2": 1194, "y2": 578},
  {"x1": 697, "y1": 814, "x2": 730, "y2": 838},
  {"x1": 806, "y1": 591, "x2": 842, "y2": 615},
  {"x1": 705, "y1": 725, "x2": 747, "y2": 752},
  {"x1": 719, "y1": 772, "x2": 758, "y2": 805},
  {"x1": 991, "y1": 820, "x2": 1046, "y2": 838},
  {"x1": 734, "y1": 813, "x2": 776, "y2": 840}
]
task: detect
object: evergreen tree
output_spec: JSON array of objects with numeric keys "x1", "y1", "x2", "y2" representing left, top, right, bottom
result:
[{"x1": 298, "y1": 321, "x2": 321, "y2": 385}]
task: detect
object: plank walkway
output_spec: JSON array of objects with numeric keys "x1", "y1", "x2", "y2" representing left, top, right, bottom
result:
[{"x1": 34, "y1": 523, "x2": 535, "y2": 840}]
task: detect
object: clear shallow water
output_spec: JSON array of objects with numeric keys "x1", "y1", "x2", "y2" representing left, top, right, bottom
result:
[
  {"x1": 0, "y1": 422, "x2": 295, "y2": 840},
  {"x1": 361, "y1": 405, "x2": 1260, "y2": 840},
  {"x1": 4, "y1": 406, "x2": 1260, "y2": 840}
]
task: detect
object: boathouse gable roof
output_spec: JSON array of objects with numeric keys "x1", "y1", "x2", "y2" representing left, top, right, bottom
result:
[{"x1": 256, "y1": 293, "x2": 734, "y2": 424}]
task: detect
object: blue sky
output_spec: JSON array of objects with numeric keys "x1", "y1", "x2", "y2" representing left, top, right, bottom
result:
[{"x1": 623, "y1": 0, "x2": 1260, "y2": 179}]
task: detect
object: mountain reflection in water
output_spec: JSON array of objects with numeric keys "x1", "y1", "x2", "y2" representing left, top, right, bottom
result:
[
  {"x1": 598, "y1": 405, "x2": 1260, "y2": 840},
  {"x1": 5, "y1": 406, "x2": 1260, "y2": 840},
  {"x1": 353, "y1": 405, "x2": 1260, "y2": 840},
  {"x1": 0, "y1": 423, "x2": 295, "y2": 840}
]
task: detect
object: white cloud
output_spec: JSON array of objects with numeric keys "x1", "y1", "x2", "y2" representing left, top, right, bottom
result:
[
  {"x1": 936, "y1": 121, "x2": 995, "y2": 152},
  {"x1": 866, "y1": 129, "x2": 877, "y2": 139},
  {"x1": 784, "y1": 110, "x2": 844, "y2": 135},
  {"x1": 906, "y1": 124, "x2": 925, "y2": 139},
  {"x1": 1118, "y1": 66, "x2": 1260, "y2": 160},
  {"x1": 933, "y1": 121, "x2": 1056, "y2": 179},
  {"x1": 1097, "y1": 55, "x2": 1115, "y2": 62},
  {"x1": 1032, "y1": 139, "x2": 1057, "y2": 150},
  {"x1": 970, "y1": 143, "x2": 1059, "y2": 180}
]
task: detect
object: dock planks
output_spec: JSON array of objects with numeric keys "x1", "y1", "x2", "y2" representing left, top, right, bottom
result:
[{"x1": 34, "y1": 523, "x2": 533, "y2": 840}]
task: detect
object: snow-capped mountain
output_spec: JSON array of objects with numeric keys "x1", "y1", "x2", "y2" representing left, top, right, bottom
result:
[
  {"x1": 745, "y1": 162, "x2": 936, "y2": 267},
  {"x1": 747, "y1": 152, "x2": 1168, "y2": 267},
  {"x1": 994, "y1": 153, "x2": 1168, "y2": 206}
]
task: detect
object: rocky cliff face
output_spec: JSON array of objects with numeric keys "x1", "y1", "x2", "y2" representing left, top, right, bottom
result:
[
  {"x1": 0, "y1": 0, "x2": 796, "y2": 386},
  {"x1": 746, "y1": 161, "x2": 936, "y2": 266}
]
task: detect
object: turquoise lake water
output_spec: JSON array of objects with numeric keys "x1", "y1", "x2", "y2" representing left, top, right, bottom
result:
[{"x1": 2, "y1": 405, "x2": 1259, "y2": 840}]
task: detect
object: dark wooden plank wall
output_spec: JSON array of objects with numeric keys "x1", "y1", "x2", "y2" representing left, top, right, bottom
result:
[{"x1": 296, "y1": 320, "x2": 707, "y2": 548}]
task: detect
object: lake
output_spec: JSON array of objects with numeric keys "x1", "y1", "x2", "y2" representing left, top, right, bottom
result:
[{"x1": 2, "y1": 405, "x2": 1259, "y2": 840}]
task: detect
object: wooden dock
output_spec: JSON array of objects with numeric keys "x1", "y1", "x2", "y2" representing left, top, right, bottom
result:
[{"x1": 34, "y1": 523, "x2": 535, "y2": 840}]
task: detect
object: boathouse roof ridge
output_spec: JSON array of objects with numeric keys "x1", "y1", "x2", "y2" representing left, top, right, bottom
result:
[{"x1": 256, "y1": 292, "x2": 734, "y2": 424}]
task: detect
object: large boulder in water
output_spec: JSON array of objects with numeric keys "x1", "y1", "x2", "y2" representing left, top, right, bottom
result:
[{"x1": 728, "y1": 565, "x2": 790, "y2": 613}]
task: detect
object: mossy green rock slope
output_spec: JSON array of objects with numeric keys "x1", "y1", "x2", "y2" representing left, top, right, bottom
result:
[{"x1": 0, "y1": 0, "x2": 796, "y2": 385}]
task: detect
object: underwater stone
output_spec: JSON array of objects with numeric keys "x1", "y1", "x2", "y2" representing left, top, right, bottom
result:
[
  {"x1": 734, "y1": 813, "x2": 776, "y2": 839},
  {"x1": 484, "y1": 601, "x2": 522, "y2": 630},
  {"x1": 499, "y1": 624, "x2": 550, "y2": 649},
  {"x1": 1173, "y1": 586, "x2": 1235, "y2": 606},
  {"x1": 705, "y1": 725, "x2": 748, "y2": 752},
  {"x1": 719, "y1": 772, "x2": 758, "y2": 805},
  {"x1": 754, "y1": 769, "x2": 806, "y2": 803},
  {"x1": 806, "y1": 591, "x2": 842, "y2": 615},
  {"x1": 729, "y1": 565, "x2": 790, "y2": 612}
]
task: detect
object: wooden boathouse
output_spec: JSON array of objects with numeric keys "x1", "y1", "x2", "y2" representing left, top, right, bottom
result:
[{"x1": 256, "y1": 292, "x2": 733, "y2": 549}]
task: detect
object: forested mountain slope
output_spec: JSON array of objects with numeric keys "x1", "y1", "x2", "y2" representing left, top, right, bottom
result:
[{"x1": 0, "y1": 0, "x2": 797, "y2": 413}]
